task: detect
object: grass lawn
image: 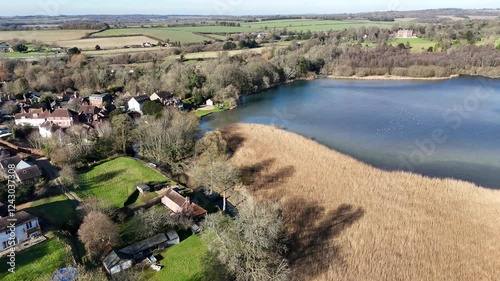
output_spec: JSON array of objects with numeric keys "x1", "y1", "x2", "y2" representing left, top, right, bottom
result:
[
  {"x1": 0, "y1": 238, "x2": 71, "y2": 281},
  {"x1": 143, "y1": 235, "x2": 206, "y2": 281},
  {"x1": 391, "y1": 38, "x2": 437, "y2": 53},
  {"x1": 76, "y1": 157, "x2": 169, "y2": 208},
  {"x1": 195, "y1": 106, "x2": 227, "y2": 118},
  {"x1": 24, "y1": 195, "x2": 75, "y2": 227}
]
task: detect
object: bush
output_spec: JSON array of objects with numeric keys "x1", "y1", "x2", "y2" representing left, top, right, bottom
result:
[
  {"x1": 391, "y1": 67, "x2": 408, "y2": 76},
  {"x1": 333, "y1": 65, "x2": 355, "y2": 76}
]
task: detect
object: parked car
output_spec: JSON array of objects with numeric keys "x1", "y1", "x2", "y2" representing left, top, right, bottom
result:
[{"x1": 190, "y1": 224, "x2": 201, "y2": 235}]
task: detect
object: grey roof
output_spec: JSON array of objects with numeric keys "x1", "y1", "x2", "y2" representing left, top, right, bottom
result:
[
  {"x1": 119, "y1": 233, "x2": 168, "y2": 256},
  {"x1": 102, "y1": 250, "x2": 132, "y2": 272},
  {"x1": 154, "y1": 91, "x2": 172, "y2": 99},
  {"x1": 0, "y1": 155, "x2": 22, "y2": 169},
  {"x1": 16, "y1": 166, "x2": 42, "y2": 182},
  {"x1": 133, "y1": 95, "x2": 150, "y2": 103},
  {"x1": 90, "y1": 93, "x2": 109, "y2": 98}
]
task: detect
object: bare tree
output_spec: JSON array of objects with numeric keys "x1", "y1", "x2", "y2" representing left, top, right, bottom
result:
[
  {"x1": 1, "y1": 100, "x2": 17, "y2": 115},
  {"x1": 130, "y1": 206, "x2": 192, "y2": 240},
  {"x1": 60, "y1": 165, "x2": 78, "y2": 188},
  {"x1": 202, "y1": 194, "x2": 289, "y2": 281},
  {"x1": 27, "y1": 131, "x2": 46, "y2": 150},
  {"x1": 194, "y1": 130, "x2": 228, "y2": 159},
  {"x1": 135, "y1": 110, "x2": 199, "y2": 165},
  {"x1": 131, "y1": 207, "x2": 171, "y2": 240},
  {"x1": 190, "y1": 156, "x2": 240, "y2": 212},
  {"x1": 78, "y1": 211, "x2": 119, "y2": 261}
]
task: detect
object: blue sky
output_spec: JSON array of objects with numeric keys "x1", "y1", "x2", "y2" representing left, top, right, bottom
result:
[{"x1": 1, "y1": 0, "x2": 498, "y2": 16}]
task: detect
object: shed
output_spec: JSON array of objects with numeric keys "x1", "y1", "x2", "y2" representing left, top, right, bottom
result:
[
  {"x1": 102, "y1": 250, "x2": 133, "y2": 275},
  {"x1": 166, "y1": 230, "x2": 180, "y2": 246},
  {"x1": 205, "y1": 99, "x2": 214, "y2": 106},
  {"x1": 136, "y1": 183, "x2": 150, "y2": 194}
]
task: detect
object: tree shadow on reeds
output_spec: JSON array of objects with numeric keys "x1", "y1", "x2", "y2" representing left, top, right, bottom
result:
[
  {"x1": 283, "y1": 198, "x2": 365, "y2": 280},
  {"x1": 220, "y1": 126, "x2": 246, "y2": 153},
  {"x1": 240, "y1": 158, "x2": 295, "y2": 192}
]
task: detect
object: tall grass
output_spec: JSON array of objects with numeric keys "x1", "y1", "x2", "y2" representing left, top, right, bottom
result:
[{"x1": 222, "y1": 124, "x2": 500, "y2": 281}]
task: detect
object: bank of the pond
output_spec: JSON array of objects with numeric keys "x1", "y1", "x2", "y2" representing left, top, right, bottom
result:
[{"x1": 328, "y1": 74, "x2": 460, "y2": 80}]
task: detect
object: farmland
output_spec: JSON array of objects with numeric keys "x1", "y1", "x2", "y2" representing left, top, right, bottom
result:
[
  {"x1": 222, "y1": 124, "x2": 500, "y2": 281},
  {"x1": 56, "y1": 36, "x2": 155, "y2": 50},
  {"x1": 0, "y1": 19, "x2": 399, "y2": 57},
  {"x1": 239, "y1": 19, "x2": 395, "y2": 32},
  {"x1": 0, "y1": 29, "x2": 93, "y2": 43},
  {"x1": 93, "y1": 28, "x2": 212, "y2": 43},
  {"x1": 76, "y1": 157, "x2": 169, "y2": 208}
]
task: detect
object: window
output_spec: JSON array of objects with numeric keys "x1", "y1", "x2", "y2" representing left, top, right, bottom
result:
[
  {"x1": 2, "y1": 241, "x2": 7, "y2": 249},
  {"x1": 26, "y1": 221, "x2": 33, "y2": 229}
]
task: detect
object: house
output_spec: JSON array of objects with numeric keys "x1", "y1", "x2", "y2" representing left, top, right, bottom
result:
[
  {"x1": 136, "y1": 183, "x2": 150, "y2": 194},
  {"x1": 47, "y1": 108, "x2": 79, "y2": 128},
  {"x1": 14, "y1": 108, "x2": 50, "y2": 127},
  {"x1": 0, "y1": 208, "x2": 42, "y2": 251},
  {"x1": 161, "y1": 188, "x2": 207, "y2": 219},
  {"x1": 89, "y1": 93, "x2": 112, "y2": 108},
  {"x1": 128, "y1": 95, "x2": 150, "y2": 113},
  {"x1": 58, "y1": 88, "x2": 77, "y2": 101},
  {"x1": 39, "y1": 121, "x2": 60, "y2": 138},
  {"x1": 0, "y1": 42, "x2": 13, "y2": 53},
  {"x1": 79, "y1": 105, "x2": 101, "y2": 123},
  {"x1": 0, "y1": 155, "x2": 42, "y2": 184},
  {"x1": 397, "y1": 29, "x2": 415, "y2": 38},
  {"x1": 103, "y1": 231, "x2": 179, "y2": 274},
  {"x1": 15, "y1": 166, "x2": 42, "y2": 184},
  {"x1": 205, "y1": 99, "x2": 214, "y2": 106},
  {"x1": 150, "y1": 91, "x2": 172, "y2": 105}
]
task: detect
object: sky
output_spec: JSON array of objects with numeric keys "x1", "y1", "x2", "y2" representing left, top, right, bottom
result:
[{"x1": 1, "y1": 0, "x2": 499, "y2": 16}]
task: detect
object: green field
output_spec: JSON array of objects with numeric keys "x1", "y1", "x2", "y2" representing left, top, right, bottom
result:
[
  {"x1": 391, "y1": 38, "x2": 438, "y2": 52},
  {"x1": 240, "y1": 19, "x2": 395, "y2": 32},
  {"x1": 90, "y1": 19, "x2": 395, "y2": 45},
  {"x1": 0, "y1": 238, "x2": 71, "y2": 281},
  {"x1": 143, "y1": 235, "x2": 206, "y2": 281},
  {"x1": 76, "y1": 157, "x2": 168, "y2": 208},
  {"x1": 24, "y1": 195, "x2": 76, "y2": 227},
  {"x1": 93, "y1": 28, "x2": 212, "y2": 43}
]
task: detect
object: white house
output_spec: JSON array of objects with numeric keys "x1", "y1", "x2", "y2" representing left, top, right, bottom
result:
[
  {"x1": 14, "y1": 108, "x2": 50, "y2": 127},
  {"x1": 128, "y1": 95, "x2": 150, "y2": 113},
  {"x1": 206, "y1": 99, "x2": 214, "y2": 106},
  {"x1": 0, "y1": 207, "x2": 41, "y2": 251},
  {"x1": 39, "y1": 121, "x2": 60, "y2": 138}
]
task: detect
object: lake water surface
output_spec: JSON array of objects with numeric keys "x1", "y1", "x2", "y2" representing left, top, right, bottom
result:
[{"x1": 202, "y1": 77, "x2": 500, "y2": 189}]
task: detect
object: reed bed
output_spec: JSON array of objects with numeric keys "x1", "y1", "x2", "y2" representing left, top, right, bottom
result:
[{"x1": 221, "y1": 124, "x2": 500, "y2": 281}]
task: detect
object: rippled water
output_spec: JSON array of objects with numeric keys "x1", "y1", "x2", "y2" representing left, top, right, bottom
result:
[{"x1": 202, "y1": 76, "x2": 500, "y2": 189}]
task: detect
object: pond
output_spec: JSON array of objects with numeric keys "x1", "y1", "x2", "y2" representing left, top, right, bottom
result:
[{"x1": 202, "y1": 76, "x2": 500, "y2": 189}]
